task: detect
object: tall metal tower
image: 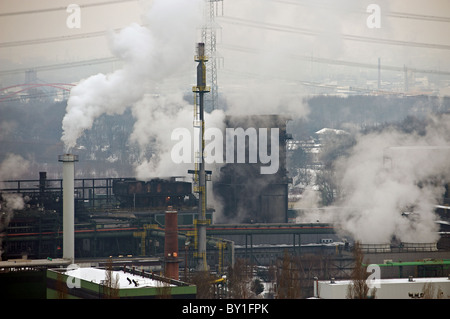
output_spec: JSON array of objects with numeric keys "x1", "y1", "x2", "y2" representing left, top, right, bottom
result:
[
  {"x1": 190, "y1": 43, "x2": 211, "y2": 271},
  {"x1": 201, "y1": 0, "x2": 223, "y2": 112}
]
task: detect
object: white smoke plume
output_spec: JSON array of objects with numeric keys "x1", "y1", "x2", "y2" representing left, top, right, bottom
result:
[
  {"x1": 218, "y1": 0, "x2": 368, "y2": 118},
  {"x1": 0, "y1": 153, "x2": 30, "y2": 183},
  {"x1": 61, "y1": 0, "x2": 205, "y2": 178},
  {"x1": 0, "y1": 153, "x2": 30, "y2": 214},
  {"x1": 333, "y1": 114, "x2": 450, "y2": 244},
  {"x1": 130, "y1": 93, "x2": 225, "y2": 179},
  {"x1": 0, "y1": 153, "x2": 31, "y2": 258}
]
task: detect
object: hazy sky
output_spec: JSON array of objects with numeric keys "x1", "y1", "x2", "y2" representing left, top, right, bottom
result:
[
  {"x1": 1, "y1": 0, "x2": 450, "y2": 89},
  {"x1": 0, "y1": 0, "x2": 141, "y2": 61}
]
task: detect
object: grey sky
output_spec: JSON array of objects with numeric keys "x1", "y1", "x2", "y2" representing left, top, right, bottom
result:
[{"x1": 1, "y1": 0, "x2": 449, "y2": 90}]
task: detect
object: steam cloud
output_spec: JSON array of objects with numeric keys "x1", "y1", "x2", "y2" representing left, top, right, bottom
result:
[
  {"x1": 61, "y1": 0, "x2": 210, "y2": 178},
  {"x1": 333, "y1": 114, "x2": 450, "y2": 244},
  {"x1": 130, "y1": 93, "x2": 225, "y2": 179},
  {"x1": 0, "y1": 153, "x2": 30, "y2": 258},
  {"x1": 59, "y1": 0, "x2": 450, "y2": 233},
  {"x1": 0, "y1": 153, "x2": 30, "y2": 213}
]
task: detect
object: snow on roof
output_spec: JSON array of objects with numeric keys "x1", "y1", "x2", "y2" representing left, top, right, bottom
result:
[
  {"x1": 319, "y1": 277, "x2": 450, "y2": 286},
  {"x1": 315, "y1": 128, "x2": 349, "y2": 135},
  {"x1": 64, "y1": 267, "x2": 173, "y2": 289}
]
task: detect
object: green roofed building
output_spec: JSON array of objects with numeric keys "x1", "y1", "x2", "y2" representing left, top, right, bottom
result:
[{"x1": 46, "y1": 266, "x2": 196, "y2": 299}]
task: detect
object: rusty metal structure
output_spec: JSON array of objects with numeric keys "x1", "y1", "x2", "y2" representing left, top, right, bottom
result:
[
  {"x1": 113, "y1": 178, "x2": 196, "y2": 209},
  {"x1": 164, "y1": 207, "x2": 179, "y2": 280}
]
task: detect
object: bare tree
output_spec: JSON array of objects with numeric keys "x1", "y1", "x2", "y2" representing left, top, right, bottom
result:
[
  {"x1": 297, "y1": 253, "x2": 333, "y2": 298},
  {"x1": 227, "y1": 258, "x2": 253, "y2": 299},
  {"x1": 289, "y1": 147, "x2": 313, "y2": 187},
  {"x1": 346, "y1": 242, "x2": 376, "y2": 299},
  {"x1": 56, "y1": 271, "x2": 68, "y2": 299},
  {"x1": 103, "y1": 257, "x2": 119, "y2": 299},
  {"x1": 156, "y1": 281, "x2": 172, "y2": 299},
  {"x1": 421, "y1": 282, "x2": 445, "y2": 299},
  {"x1": 276, "y1": 250, "x2": 301, "y2": 299},
  {"x1": 421, "y1": 282, "x2": 435, "y2": 299},
  {"x1": 190, "y1": 270, "x2": 217, "y2": 299},
  {"x1": 315, "y1": 168, "x2": 338, "y2": 206}
]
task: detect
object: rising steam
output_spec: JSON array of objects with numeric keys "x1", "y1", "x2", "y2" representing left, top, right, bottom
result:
[
  {"x1": 61, "y1": 0, "x2": 205, "y2": 178},
  {"x1": 333, "y1": 114, "x2": 450, "y2": 243},
  {"x1": 0, "y1": 153, "x2": 30, "y2": 258},
  {"x1": 0, "y1": 153, "x2": 30, "y2": 213}
]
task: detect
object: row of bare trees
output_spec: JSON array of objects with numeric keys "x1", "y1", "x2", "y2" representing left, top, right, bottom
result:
[
  {"x1": 188, "y1": 250, "x2": 338, "y2": 299},
  {"x1": 54, "y1": 245, "x2": 446, "y2": 299},
  {"x1": 191, "y1": 242, "x2": 446, "y2": 299}
]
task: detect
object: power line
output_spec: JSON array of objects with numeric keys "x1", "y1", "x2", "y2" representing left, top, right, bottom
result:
[
  {"x1": 220, "y1": 43, "x2": 450, "y2": 76},
  {"x1": 0, "y1": 0, "x2": 138, "y2": 18},
  {"x1": 0, "y1": 57, "x2": 120, "y2": 76},
  {"x1": 200, "y1": 0, "x2": 224, "y2": 111},
  {"x1": 218, "y1": 16, "x2": 450, "y2": 51},
  {"x1": 0, "y1": 30, "x2": 109, "y2": 48},
  {"x1": 0, "y1": 22, "x2": 150, "y2": 48},
  {"x1": 218, "y1": 68, "x2": 397, "y2": 95},
  {"x1": 388, "y1": 11, "x2": 450, "y2": 23},
  {"x1": 219, "y1": 15, "x2": 316, "y2": 37},
  {"x1": 0, "y1": 2, "x2": 139, "y2": 48},
  {"x1": 270, "y1": 0, "x2": 450, "y2": 23},
  {"x1": 2, "y1": 41, "x2": 447, "y2": 84},
  {"x1": 342, "y1": 33, "x2": 450, "y2": 51}
]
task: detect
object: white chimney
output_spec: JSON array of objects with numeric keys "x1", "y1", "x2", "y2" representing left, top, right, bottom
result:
[{"x1": 58, "y1": 154, "x2": 78, "y2": 263}]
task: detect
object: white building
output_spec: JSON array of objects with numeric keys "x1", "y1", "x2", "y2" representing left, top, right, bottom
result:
[{"x1": 313, "y1": 277, "x2": 450, "y2": 299}]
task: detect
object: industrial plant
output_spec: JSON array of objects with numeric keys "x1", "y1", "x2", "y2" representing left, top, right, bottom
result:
[
  {"x1": 1, "y1": 0, "x2": 450, "y2": 302},
  {"x1": 1, "y1": 79, "x2": 449, "y2": 298}
]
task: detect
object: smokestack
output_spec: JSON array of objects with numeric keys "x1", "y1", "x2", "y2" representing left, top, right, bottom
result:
[
  {"x1": 58, "y1": 154, "x2": 78, "y2": 263},
  {"x1": 313, "y1": 277, "x2": 319, "y2": 298},
  {"x1": 39, "y1": 171, "x2": 47, "y2": 208},
  {"x1": 377, "y1": 57, "x2": 381, "y2": 90},
  {"x1": 191, "y1": 42, "x2": 210, "y2": 271},
  {"x1": 39, "y1": 172, "x2": 46, "y2": 194},
  {"x1": 404, "y1": 64, "x2": 408, "y2": 92},
  {"x1": 164, "y1": 206, "x2": 179, "y2": 280}
]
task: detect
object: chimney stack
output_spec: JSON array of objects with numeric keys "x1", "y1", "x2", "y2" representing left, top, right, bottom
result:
[
  {"x1": 164, "y1": 206, "x2": 179, "y2": 280},
  {"x1": 58, "y1": 154, "x2": 78, "y2": 263}
]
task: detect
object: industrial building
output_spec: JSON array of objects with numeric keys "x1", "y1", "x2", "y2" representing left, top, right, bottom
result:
[
  {"x1": 46, "y1": 266, "x2": 196, "y2": 299},
  {"x1": 0, "y1": 173, "x2": 216, "y2": 261},
  {"x1": 213, "y1": 114, "x2": 292, "y2": 223},
  {"x1": 1, "y1": 42, "x2": 449, "y2": 300},
  {"x1": 313, "y1": 276, "x2": 450, "y2": 299},
  {"x1": 0, "y1": 258, "x2": 70, "y2": 299},
  {"x1": 1, "y1": 167, "x2": 449, "y2": 298}
]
